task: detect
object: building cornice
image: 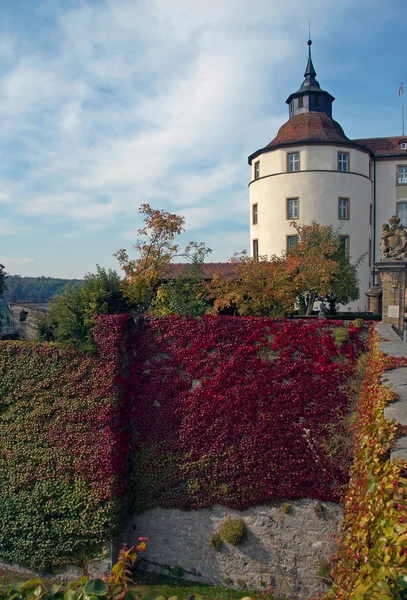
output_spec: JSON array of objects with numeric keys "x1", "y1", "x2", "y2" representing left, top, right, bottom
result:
[
  {"x1": 248, "y1": 168, "x2": 372, "y2": 187},
  {"x1": 248, "y1": 139, "x2": 373, "y2": 165}
]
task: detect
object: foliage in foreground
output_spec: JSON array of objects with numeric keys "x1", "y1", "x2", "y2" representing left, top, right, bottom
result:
[
  {"x1": 0, "y1": 543, "x2": 285, "y2": 600},
  {"x1": 325, "y1": 330, "x2": 407, "y2": 599}
]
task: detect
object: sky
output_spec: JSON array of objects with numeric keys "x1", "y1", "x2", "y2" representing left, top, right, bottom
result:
[{"x1": 0, "y1": 0, "x2": 405, "y2": 278}]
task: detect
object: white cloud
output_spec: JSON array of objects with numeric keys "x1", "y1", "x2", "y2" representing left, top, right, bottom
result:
[
  {"x1": 0, "y1": 0, "x2": 392, "y2": 276},
  {"x1": 0, "y1": 219, "x2": 31, "y2": 235},
  {"x1": 0, "y1": 257, "x2": 34, "y2": 265}
]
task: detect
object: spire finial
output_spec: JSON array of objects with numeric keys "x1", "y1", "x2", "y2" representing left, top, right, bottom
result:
[{"x1": 307, "y1": 22, "x2": 312, "y2": 61}]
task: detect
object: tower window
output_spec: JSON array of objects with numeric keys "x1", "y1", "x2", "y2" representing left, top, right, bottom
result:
[
  {"x1": 287, "y1": 235, "x2": 298, "y2": 253},
  {"x1": 369, "y1": 203, "x2": 372, "y2": 226},
  {"x1": 252, "y1": 203, "x2": 258, "y2": 225},
  {"x1": 397, "y1": 165, "x2": 407, "y2": 184},
  {"x1": 397, "y1": 202, "x2": 407, "y2": 227},
  {"x1": 298, "y1": 96, "x2": 304, "y2": 108},
  {"x1": 339, "y1": 235, "x2": 350, "y2": 255},
  {"x1": 314, "y1": 94, "x2": 319, "y2": 106},
  {"x1": 287, "y1": 152, "x2": 300, "y2": 172},
  {"x1": 338, "y1": 197, "x2": 350, "y2": 220},
  {"x1": 253, "y1": 239, "x2": 259, "y2": 260},
  {"x1": 287, "y1": 198, "x2": 299, "y2": 219},
  {"x1": 338, "y1": 152, "x2": 349, "y2": 172},
  {"x1": 254, "y1": 161, "x2": 260, "y2": 180}
]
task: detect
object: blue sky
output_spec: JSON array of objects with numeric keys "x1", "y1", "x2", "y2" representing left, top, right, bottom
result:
[{"x1": 0, "y1": 0, "x2": 405, "y2": 278}]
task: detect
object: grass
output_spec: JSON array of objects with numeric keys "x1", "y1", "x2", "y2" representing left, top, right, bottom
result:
[
  {"x1": 0, "y1": 568, "x2": 293, "y2": 600},
  {"x1": 132, "y1": 572, "x2": 292, "y2": 600}
]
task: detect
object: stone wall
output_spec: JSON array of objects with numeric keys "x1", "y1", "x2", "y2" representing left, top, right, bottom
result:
[
  {"x1": 122, "y1": 500, "x2": 343, "y2": 600},
  {"x1": 7, "y1": 302, "x2": 49, "y2": 339}
]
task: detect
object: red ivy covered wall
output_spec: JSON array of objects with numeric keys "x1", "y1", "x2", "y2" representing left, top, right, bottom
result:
[
  {"x1": 0, "y1": 314, "x2": 365, "y2": 569},
  {"x1": 123, "y1": 315, "x2": 365, "y2": 511}
]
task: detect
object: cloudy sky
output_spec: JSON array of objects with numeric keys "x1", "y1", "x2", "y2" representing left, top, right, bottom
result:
[{"x1": 0, "y1": 0, "x2": 405, "y2": 277}]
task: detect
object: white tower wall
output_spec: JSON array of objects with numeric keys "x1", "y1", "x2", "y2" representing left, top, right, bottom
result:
[{"x1": 249, "y1": 144, "x2": 372, "y2": 310}]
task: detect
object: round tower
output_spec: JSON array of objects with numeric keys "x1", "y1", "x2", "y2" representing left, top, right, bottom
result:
[{"x1": 248, "y1": 40, "x2": 373, "y2": 310}]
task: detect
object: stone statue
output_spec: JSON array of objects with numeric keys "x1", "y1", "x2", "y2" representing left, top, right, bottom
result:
[{"x1": 380, "y1": 216, "x2": 407, "y2": 260}]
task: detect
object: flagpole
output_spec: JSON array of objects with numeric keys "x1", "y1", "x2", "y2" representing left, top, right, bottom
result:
[{"x1": 403, "y1": 86, "x2": 405, "y2": 137}]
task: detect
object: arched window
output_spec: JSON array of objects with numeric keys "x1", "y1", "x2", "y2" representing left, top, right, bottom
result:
[
  {"x1": 19, "y1": 310, "x2": 28, "y2": 322},
  {"x1": 397, "y1": 202, "x2": 407, "y2": 227}
]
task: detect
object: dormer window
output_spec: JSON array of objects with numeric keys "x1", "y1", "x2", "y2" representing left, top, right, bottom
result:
[{"x1": 401, "y1": 142, "x2": 407, "y2": 150}]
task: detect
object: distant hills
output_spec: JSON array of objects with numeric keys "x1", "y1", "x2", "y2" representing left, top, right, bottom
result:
[{"x1": 1, "y1": 275, "x2": 82, "y2": 304}]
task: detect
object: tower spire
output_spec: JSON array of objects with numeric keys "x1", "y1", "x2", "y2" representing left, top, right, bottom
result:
[
  {"x1": 285, "y1": 39, "x2": 335, "y2": 119},
  {"x1": 303, "y1": 39, "x2": 317, "y2": 84}
]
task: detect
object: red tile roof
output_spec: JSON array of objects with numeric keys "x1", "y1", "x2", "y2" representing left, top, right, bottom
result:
[
  {"x1": 164, "y1": 263, "x2": 236, "y2": 280},
  {"x1": 352, "y1": 136, "x2": 407, "y2": 157},
  {"x1": 266, "y1": 112, "x2": 350, "y2": 148}
]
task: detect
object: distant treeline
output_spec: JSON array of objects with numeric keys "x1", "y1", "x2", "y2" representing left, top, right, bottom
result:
[{"x1": 1, "y1": 275, "x2": 82, "y2": 304}]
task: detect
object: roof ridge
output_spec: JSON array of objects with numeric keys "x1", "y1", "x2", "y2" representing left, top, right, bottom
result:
[{"x1": 353, "y1": 135, "x2": 401, "y2": 141}]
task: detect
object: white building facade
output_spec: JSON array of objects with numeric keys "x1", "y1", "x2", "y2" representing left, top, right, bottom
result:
[{"x1": 248, "y1": 40, "x2": 407, "y2": 310}]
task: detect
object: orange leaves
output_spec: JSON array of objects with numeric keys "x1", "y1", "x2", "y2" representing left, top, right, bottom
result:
[
  {"x1": 325, "y1": 330, "x2": 407, "y2": 599},
  {"x1": 204, "y1": 252, "x2": 296, "y2": 317}
]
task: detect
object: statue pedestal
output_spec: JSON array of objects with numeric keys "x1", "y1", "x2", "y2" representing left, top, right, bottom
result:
[{"x1": 374, "y1": 260, "x2": 407, "y2": 336}]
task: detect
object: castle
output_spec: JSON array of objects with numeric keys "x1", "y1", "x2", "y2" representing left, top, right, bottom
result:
[{"x1": 248, "y1": 40, "x2": 407, "y2": 310}]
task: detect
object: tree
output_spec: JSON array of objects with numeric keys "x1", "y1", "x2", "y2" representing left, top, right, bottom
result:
[
  {"x1": 115, "y1": 204, "x2": 210, "y2": 313},
  {"x1": 325, "y1": 253, "x2": 363, "y2": 314},
  {"x1": 286, "y1": 222, "x2": 363, "y2": 315},
  {"x1": 151, "y1": 242, "x2": 212, "y2": 316},
  {"x1": 204, "y1": 222, "x2": 363, "y2": 318},
  {"x1": 203, "y1": 251, "x2": 296, "y2": 317},
  {"x1": 39, "y1": 266, "x2": 131, "y2": 352},
  {"x1": 0, "y1": 264, "x2": 7, "y2": 326},
  {"x1": 0, "y1": 264, "x2": 6, "y2": 300}
]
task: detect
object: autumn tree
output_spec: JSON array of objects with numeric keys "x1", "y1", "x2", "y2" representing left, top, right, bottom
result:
[
  {"x1": 203, "y1": 251, "x2": 296, "y2": 317},
  {"x1": 204, "y1": 222, "x2": 363, "y2": 317},
  {"x1": 287, "y1": 222, "x2": 363, "y2": 315},
  {"x1": 115, "y1": 204, "x2": 210, "y2": 313}
]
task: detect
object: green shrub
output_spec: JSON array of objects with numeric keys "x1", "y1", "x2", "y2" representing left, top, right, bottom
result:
[
  {"x1": 171, "y1": 565, "x2": 184, "y2": 578},
  {"x1": 352, "y1": 317, "x2": 364, "y2": 329},
  {"x1": 281, "y1": 502, "x2": 292, "y2": 514},
  {"x1": 331, "y1": 326, "x2": 349, "y2": 348},
  {"x1": 209, "y1": 532, "x2": 223, "y2": 551},
  {"x1": 218, "y1": 517, "x2": 246, "y2": 546},
  {"x1": 315, "y1": 558, "x2": 331, "y2": 582},
  {"x1": 314, "y1": 502, "x2": 326, "y2": 518}
]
